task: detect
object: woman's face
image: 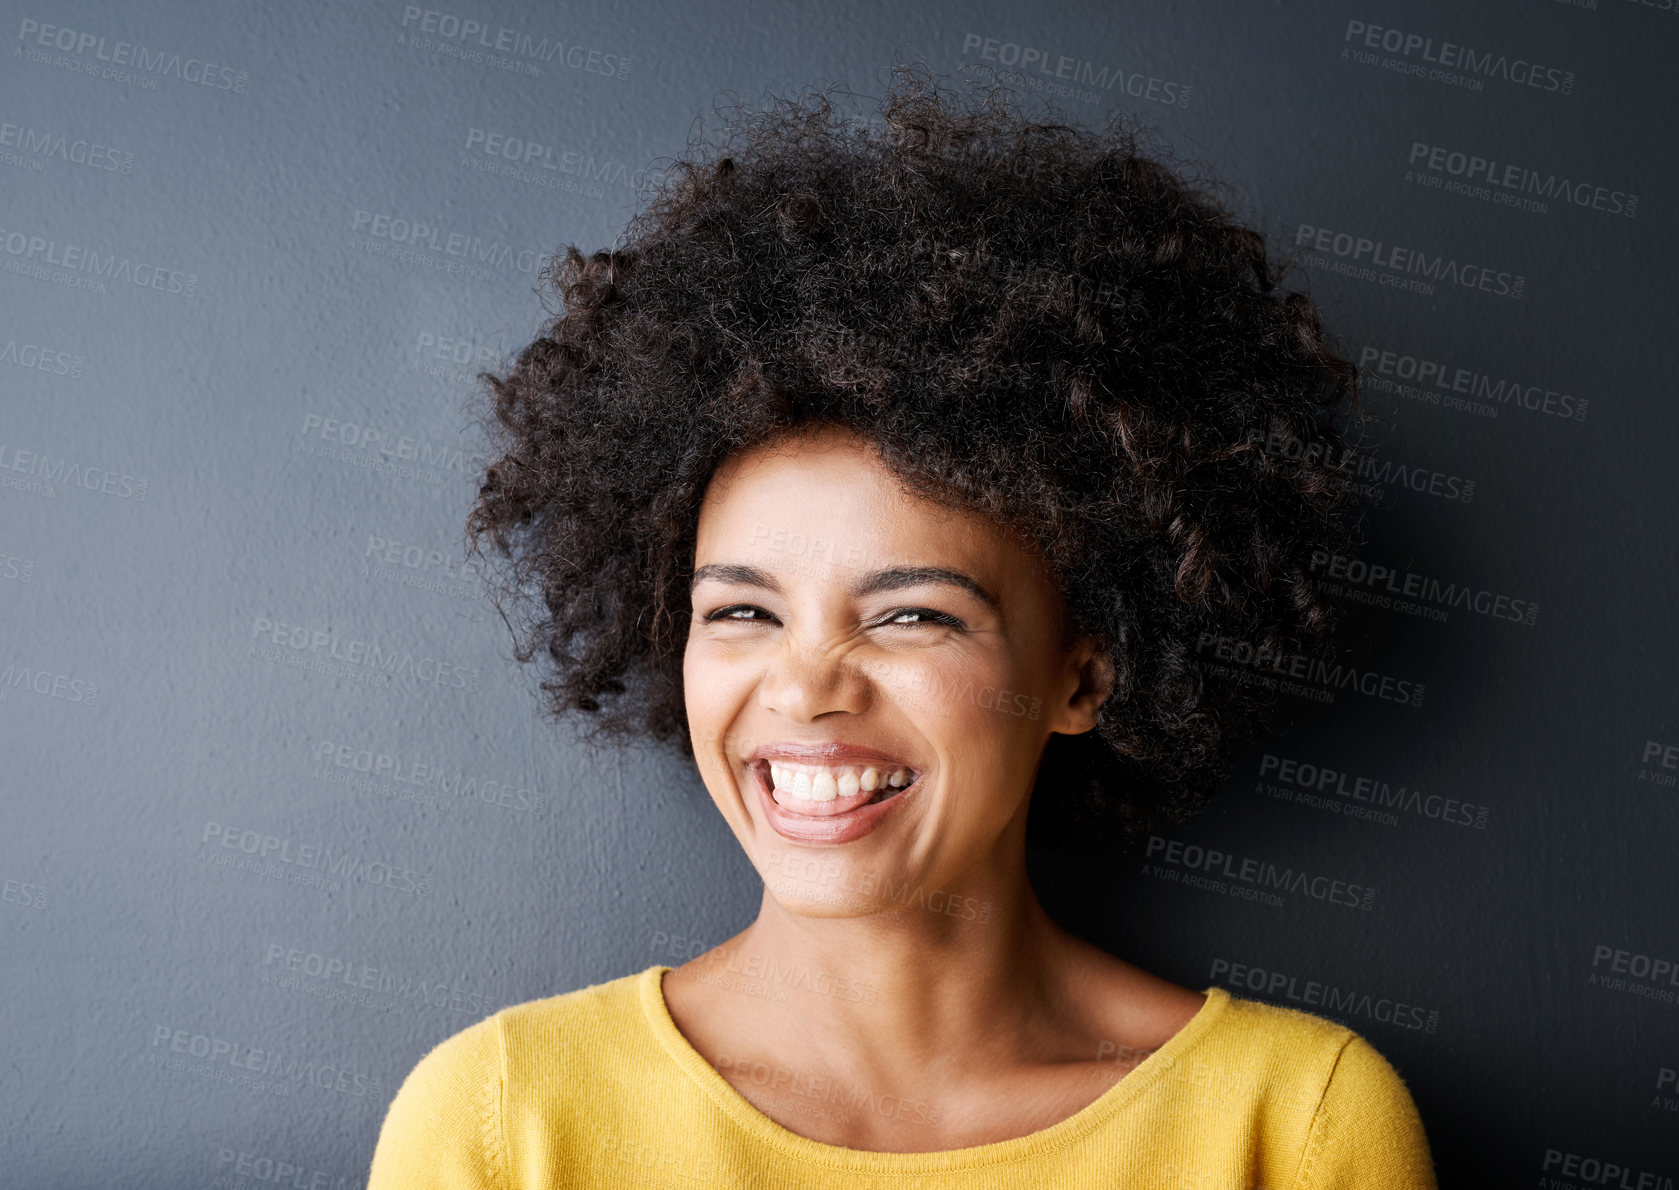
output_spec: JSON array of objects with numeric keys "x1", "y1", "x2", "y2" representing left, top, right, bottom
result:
[{"x1": 683, "y1": 424, "x2": 1110, "y2": 918}]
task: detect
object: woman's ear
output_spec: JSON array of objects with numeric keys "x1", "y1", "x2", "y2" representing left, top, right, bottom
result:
[{"x1": 1050, "y1": 637, "x2": 1114, "y2": 736}]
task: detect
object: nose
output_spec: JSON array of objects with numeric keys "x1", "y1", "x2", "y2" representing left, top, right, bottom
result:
[{"x1": 756, "y1": 631, "x2": 871, "y2": 722}]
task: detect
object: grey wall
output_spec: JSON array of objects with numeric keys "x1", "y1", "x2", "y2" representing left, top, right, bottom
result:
[{"x1": 4, "y1": 0, "x2": 1676, "y2": 1185}]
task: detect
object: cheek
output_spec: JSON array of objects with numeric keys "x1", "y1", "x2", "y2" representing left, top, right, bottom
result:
[
  {"x1": 682, "y1": 640, "x2": 749, "y2": 753},
  {"x1": 680, "y1": 646, "x2": 712, "y2": 737},
  {"x1": 876, "y1": 653, "x2": 1039, "y2": 733},
  {"x1": 879, "y1": 655, "x2": 1047, "y2": 791}
]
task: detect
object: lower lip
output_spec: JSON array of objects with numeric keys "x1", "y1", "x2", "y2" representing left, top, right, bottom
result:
[{"x1": 754, "y1": 765, "x2": 916, "y2": 845}]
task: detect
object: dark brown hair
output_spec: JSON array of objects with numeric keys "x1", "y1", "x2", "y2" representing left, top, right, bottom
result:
[{"x1": 465, "y1": 64, "x2": 1369, "y2": 847}]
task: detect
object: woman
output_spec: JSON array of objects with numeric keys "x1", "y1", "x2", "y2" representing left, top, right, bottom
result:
[{"x1": 368, "y1": 66, "x2": 1437, "y2": 1187}]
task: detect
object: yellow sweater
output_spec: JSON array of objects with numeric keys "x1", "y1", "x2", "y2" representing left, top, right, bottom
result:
[{"x1": 368, "y1": 965, "x2": 1437, "y2": 1189}]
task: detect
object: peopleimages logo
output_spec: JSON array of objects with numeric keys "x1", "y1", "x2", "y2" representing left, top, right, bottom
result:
[
  {"x1": 212, "y1": 1149, "x2": 356, "y2": 1190},
  {"x1": 348, "y1": 208, "x2": 544, "y2": 276},
  {"x1": 200, "y1": 821, "x2": 432, "y2": 897},
  {"x1": 1309, "y1": 548, "x2": 1540, "y2": 628},
  {"x1": 0, "y1": 661, "x2": 99, "y2": 708},
  {"x1": 1241, "y1": 428, "x2": 1477, "y2": 506},
  {"x1": 298, "y1": 413, "x2": 468, "y2": 476},
  {"x1": 958, "y1": 33, "x2": 1193, "y2": 108},
  {"x1": 0, "y1": 442, "x2": 148, "y2": 501},
  {"x1": 1407, "y1": 142, "x2": 1637, "y2": 219},
  {"x1": 310, "y1": 738, "x2": 548, "y2": 814},
  {"x1": 16, "y1": 19, "x2": 250, "y2": 93},
  {"x1": 1539, "y1": 1150, "x2": 1675, "y2": 1190},
  {"x1": 0, "y1": 119, "x2": 135, "y2": 174},
  {"x1": 1589, "y1": 943, "x2": 1679, "y2": 1003},
  {"x1": 248, "y1": 615, "x2": 480, "y2": 691},
  {"x1": 0, "y1": 224, "x2": 198, "y2": 297},
  {"x1": 262, "y1": 942, "x2": 498, "y2": 1016},
  {"x1": 1208, "y1": 959, "x2": 1440, "y2": 1033},
  {"x1": 1341, "y1": 20, "x2": 1575, "y2": 95},
  {"x1": 398, "y1": 6, "x2": 632, "y2": 79},
  {"x1": 1639, "y1": 739, "x2": 1679, "y2": 789},
  {"x1": 1295, "y1": 222, "x2": 1525, "y2": 300},
  {"x1": 1257, "y1": 752, "x2": 1492, "y2": 830},
  {"x1": 148, "y1": 1024, "x2": 381, "y2": 1098},
  {"x1": 1195, "y1": 630, "x2": 1427, "y2": 709},
  {"x1": 0, "y1": 338, "x2": 86, "y2": 379},
  {"x1": 462, "y1": 128, "x2": 663, "y2": 193},
  {"x1": 1145, "y1": 835, "x2": 1378, "y2": 911},
  {"x1": 363, "y1": 533, "x2": 482, "y2": 581},
  {"x1": 1356, "y1": 341, "x2": 1589, "y2": 424}
]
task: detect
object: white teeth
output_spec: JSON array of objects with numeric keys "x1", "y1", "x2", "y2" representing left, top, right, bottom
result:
[{"x1": 764, "y1": 761, "x2": 916, "y2": 799}]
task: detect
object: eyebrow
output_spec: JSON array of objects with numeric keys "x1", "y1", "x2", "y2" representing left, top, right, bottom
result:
[{"x1": 690, "y1": 563, "x2": 998, "y2": 608}]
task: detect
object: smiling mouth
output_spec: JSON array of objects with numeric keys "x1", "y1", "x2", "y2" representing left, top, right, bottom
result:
[{"x1": 753, "y1": 759, "x2": 921, "y2": 817}]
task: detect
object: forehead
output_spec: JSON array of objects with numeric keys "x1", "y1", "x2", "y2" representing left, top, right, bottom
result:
[{"x1": 694, "y1": 429, "x2": 1003, "y2": 573}]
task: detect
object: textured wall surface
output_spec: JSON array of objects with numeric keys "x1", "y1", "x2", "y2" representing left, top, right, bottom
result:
[{"x1": 4, "y1": 0, "x2": 1676, "y2": 1185}]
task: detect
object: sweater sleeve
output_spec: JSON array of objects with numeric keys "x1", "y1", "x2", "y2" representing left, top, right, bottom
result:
[
  {"x1": 367, "y1": 1015, "x2": 507, "y2": 1190},
  {"x1": 1293, "y1": 1034, "x2": 1437, "y2": 1190}
]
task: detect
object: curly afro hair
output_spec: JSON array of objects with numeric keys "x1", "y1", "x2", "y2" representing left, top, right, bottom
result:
[{"x1": 465, "y1": 63, "x2": 1370, "y2": 849}]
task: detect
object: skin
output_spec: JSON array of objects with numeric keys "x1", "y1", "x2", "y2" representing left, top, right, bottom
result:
[{"x1": 665, "y1": 423, "x2": 1207, "y2": 1153}]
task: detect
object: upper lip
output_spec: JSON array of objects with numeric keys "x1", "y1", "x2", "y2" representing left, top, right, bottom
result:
[{"x1": 746, "y1": 741, "x2": 917, "y2": 768}]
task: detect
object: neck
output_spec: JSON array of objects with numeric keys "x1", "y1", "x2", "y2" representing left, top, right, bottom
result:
[{"x1": 694, "y1": 833, "x2": 1101, "y2": 1088}]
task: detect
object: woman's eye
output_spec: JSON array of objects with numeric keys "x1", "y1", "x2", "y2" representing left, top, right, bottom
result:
[
  {"x1": 700, "y1": 605, "x2": 962, "y2": 629},
  {"x1": 881, "y1": 608, "x2": 964, "y2": 629},
  {"x1": 705, "y1": 605, "x2": 775, "y2": 623}
]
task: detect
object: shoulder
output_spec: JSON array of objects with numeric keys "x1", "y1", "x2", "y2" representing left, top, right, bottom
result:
[
  {"x1": 1196, "y1": 990, "x2": 1417, "y2": 1111},
  {"x1": 1202, "y1": 992, "x2": 1436, "y2": 1188},
  {"x1": 494, "y1": 966, "x2": 655, "y2": 1086},
  {"x1": 1145, "y1": 989, "x2": 1354, "y2": 1116},
  {"x1": 368, "y1": 1012, "x2": 506, "y2": 1190},
  {"x1": 1206, "y1": 988, "x2": 1360, "y2": 1069},
  {"x1": 368, "y1": 968, "x2": 656, "y2": 1190},
  {"x1": 495, "y1": 965, "x2": 649, "y2": 1038},
  {"x1": 1296, "y1": 1026, "x2": 1437, "y2": 1188}
]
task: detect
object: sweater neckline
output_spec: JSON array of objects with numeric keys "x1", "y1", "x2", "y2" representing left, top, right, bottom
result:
[{"x1": 637, "y1": 963, "x2": 1231, "y2": 1175}]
